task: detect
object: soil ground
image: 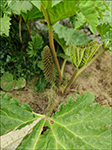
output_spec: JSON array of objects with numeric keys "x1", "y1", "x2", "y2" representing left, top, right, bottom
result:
[{"x1": 1, "y1": 50, "x2": 112, "y2": 115}]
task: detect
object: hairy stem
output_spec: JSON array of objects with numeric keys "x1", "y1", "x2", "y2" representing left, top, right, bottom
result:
[
  {"x1": 41, "y1": 6, "x2": 50, "y2": 27},
  {"x1": 49, "y1": 27, "x2": 62, "y2": 83},
  {"x1": 64, "y1": 48, "x2": 106, "y2": 94},
  {"x1": 64, "y1": 68, "x2": 79, "y2": 94},
  {"x1": 19, "y1": 15, "x2": 22, "y2": 44},
  {"x1": 61, "y1": 58, "x2": 67, "y2": 77}
]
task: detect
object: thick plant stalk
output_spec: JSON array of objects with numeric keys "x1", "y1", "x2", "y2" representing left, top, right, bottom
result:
[
  {"x1": 64, "y1": 68, "x2": 79, "y2": 94},
  {"x1": 61, "y1": 58, "x2": 67, "y2": 77},
  {"x1": 48, "y1": 27, "x2": 62, "y2": 84},
  {"x1": 19, "y1": 15, "x2": 22, "y2": 43},
  {"x1": 64, "y1": 48, "x2": 106, "y2": 94}
]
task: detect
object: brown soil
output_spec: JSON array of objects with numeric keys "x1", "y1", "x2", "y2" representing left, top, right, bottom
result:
[{"x1": 2, "y1": 50, "x2": 112, "y2": 115}]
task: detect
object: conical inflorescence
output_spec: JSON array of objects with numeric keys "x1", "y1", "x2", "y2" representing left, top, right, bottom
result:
[{"x1": 42, "y1": 46, "x2": 56, "y2": 83}]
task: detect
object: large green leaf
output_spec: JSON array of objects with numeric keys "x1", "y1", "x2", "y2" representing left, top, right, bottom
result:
[
  {"x1": 53, "y1": 23, "x2": 91, "y2": 56},
  {"x1": 31, "y1": 0, "x2": 62, "y2": 10},
  {"x1": 53, "y1": 24, "x2": 91, "y2": 46},
  {"x1": 0, "y1": 15, "x2": 11, "y2": 36},
  {"x1": 32, "y1": 0, "x2": 80, "y2": 25},
  {"x1": 0, "y1": 93, "x2": 41, "y2": 136},
  {"x1": 97, "y1": 23, "x2": 111, "y2": 37},
  {"x1": 0, "y1": 1, "x2": 33, "y2": 37},
  {"x1": 31, "y1": 0, "x2": 50, "y2": 10},
  {"x1": 102, "y1": 1, "x2": 112, "y2": 25},
  {"x1": 79, "y1": 2, "x2": 98, "y2": 33},
  {"x1": 94, "y1": 1, "x2": 107, "y2": 19},
  {"x1": 75, "y1": 0, "x2": 109, "y2": 33},
  {"x1": 1, "y1": 92, "x2": 111, "y2": 149},
  {"x1": 101, "y1": 31, "x2": 112, "y2": 42},
  {"x1": 100, "y1": 30, "x2": 112, "y2": 54},
  {"x1": 21, "y1": 6, "x2": 43, "y2": 22},
  {"x1": 54, "y1": 33, "x2": 68, "y2": 55},
  {"x1": 75, "y1": 12, "x2": 86, "y2": 29},
  {"x1": 31, "y1": 0, "x2": 41, "y2": 10},
  {"x1": 48, "y1": 1, "x2": 80, "y2": 25},
  {"x1": 9, "y1": 1, "x2": 32, "y2": 15}
]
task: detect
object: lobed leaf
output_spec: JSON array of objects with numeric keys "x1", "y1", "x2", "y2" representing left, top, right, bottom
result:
[
  {"x1": 1, "y1": 92, "x2": 111, "y2": 149},
  {"x1": 79, "y1": 42, "x2": 102, "y2": 68},
  {"x1": 0, "y1": 15, "x2": 11, "y2": 36},
  {"x1": 101, "y1": 1, "x2": 112, "y2": 26},
  {"x1": 1, "y1": 73, "x2": 26, "y2": 91},
  {"x1": 97, "y1": 23, "x2": 111, "y2": 37},
  {"x1": 54, "y1": 24, "x2": 91, "y2": 46},
  {"x1": 22, "y1": 6, "x2": 43, "y2": 23},
  {"x1": 14, "y1": 78, "x2": 26, "y2": 90},
  {"x1": 101, "y1": 31, "x2": 112, "y2": 42},
  {"x1": 31, "y1": 0, "x2": 51, "y2": 10},
  {"x1": 32, "y1": 0, "x2": 80, "y2": 25},
  {"x1": 53, "y1": 23, "x2": 91, "y2": 56},
  {"x1": 100, "y1": 31, "x2": 112, "y2": 53},
  {"x1": 79, "y1": 2, "x2": 98, "y2": 34},
  {"x1": 51, "y1": 92, "x2": 111, "y2": 149},
  {"x1": 75, "y1": 12, "x2": 86, "y2": 29},
  {"x1": 26, "y1": 34, "x2": 43, "y2": 57},
  {"x1": 69, "y1": 41, "x2": 102, "y2": 69},
  {"x1": 0, "y1": 1, "x2": 33, "y2": 37},
  {"x1": 47, "y1": 0, "x2": 80, "y2": 25},
  {"x1": 54, "y1": 33, "x2": 68, "y2": 55},
  {"x1": 75, "y1": 0, "x2": 109, "y2": 33},
  {"x1": 94, "y1": 1, "x2": 106, "y2": 19},
  {"x1": 9, "y1": 1, "x2": 32, "y2": 15},
  {"x1": 0, "y1": 93, "x2": 40, "y2": 136},
  {"x1": 1, "y1": 73, "x2": 14, "y2": 91}
]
